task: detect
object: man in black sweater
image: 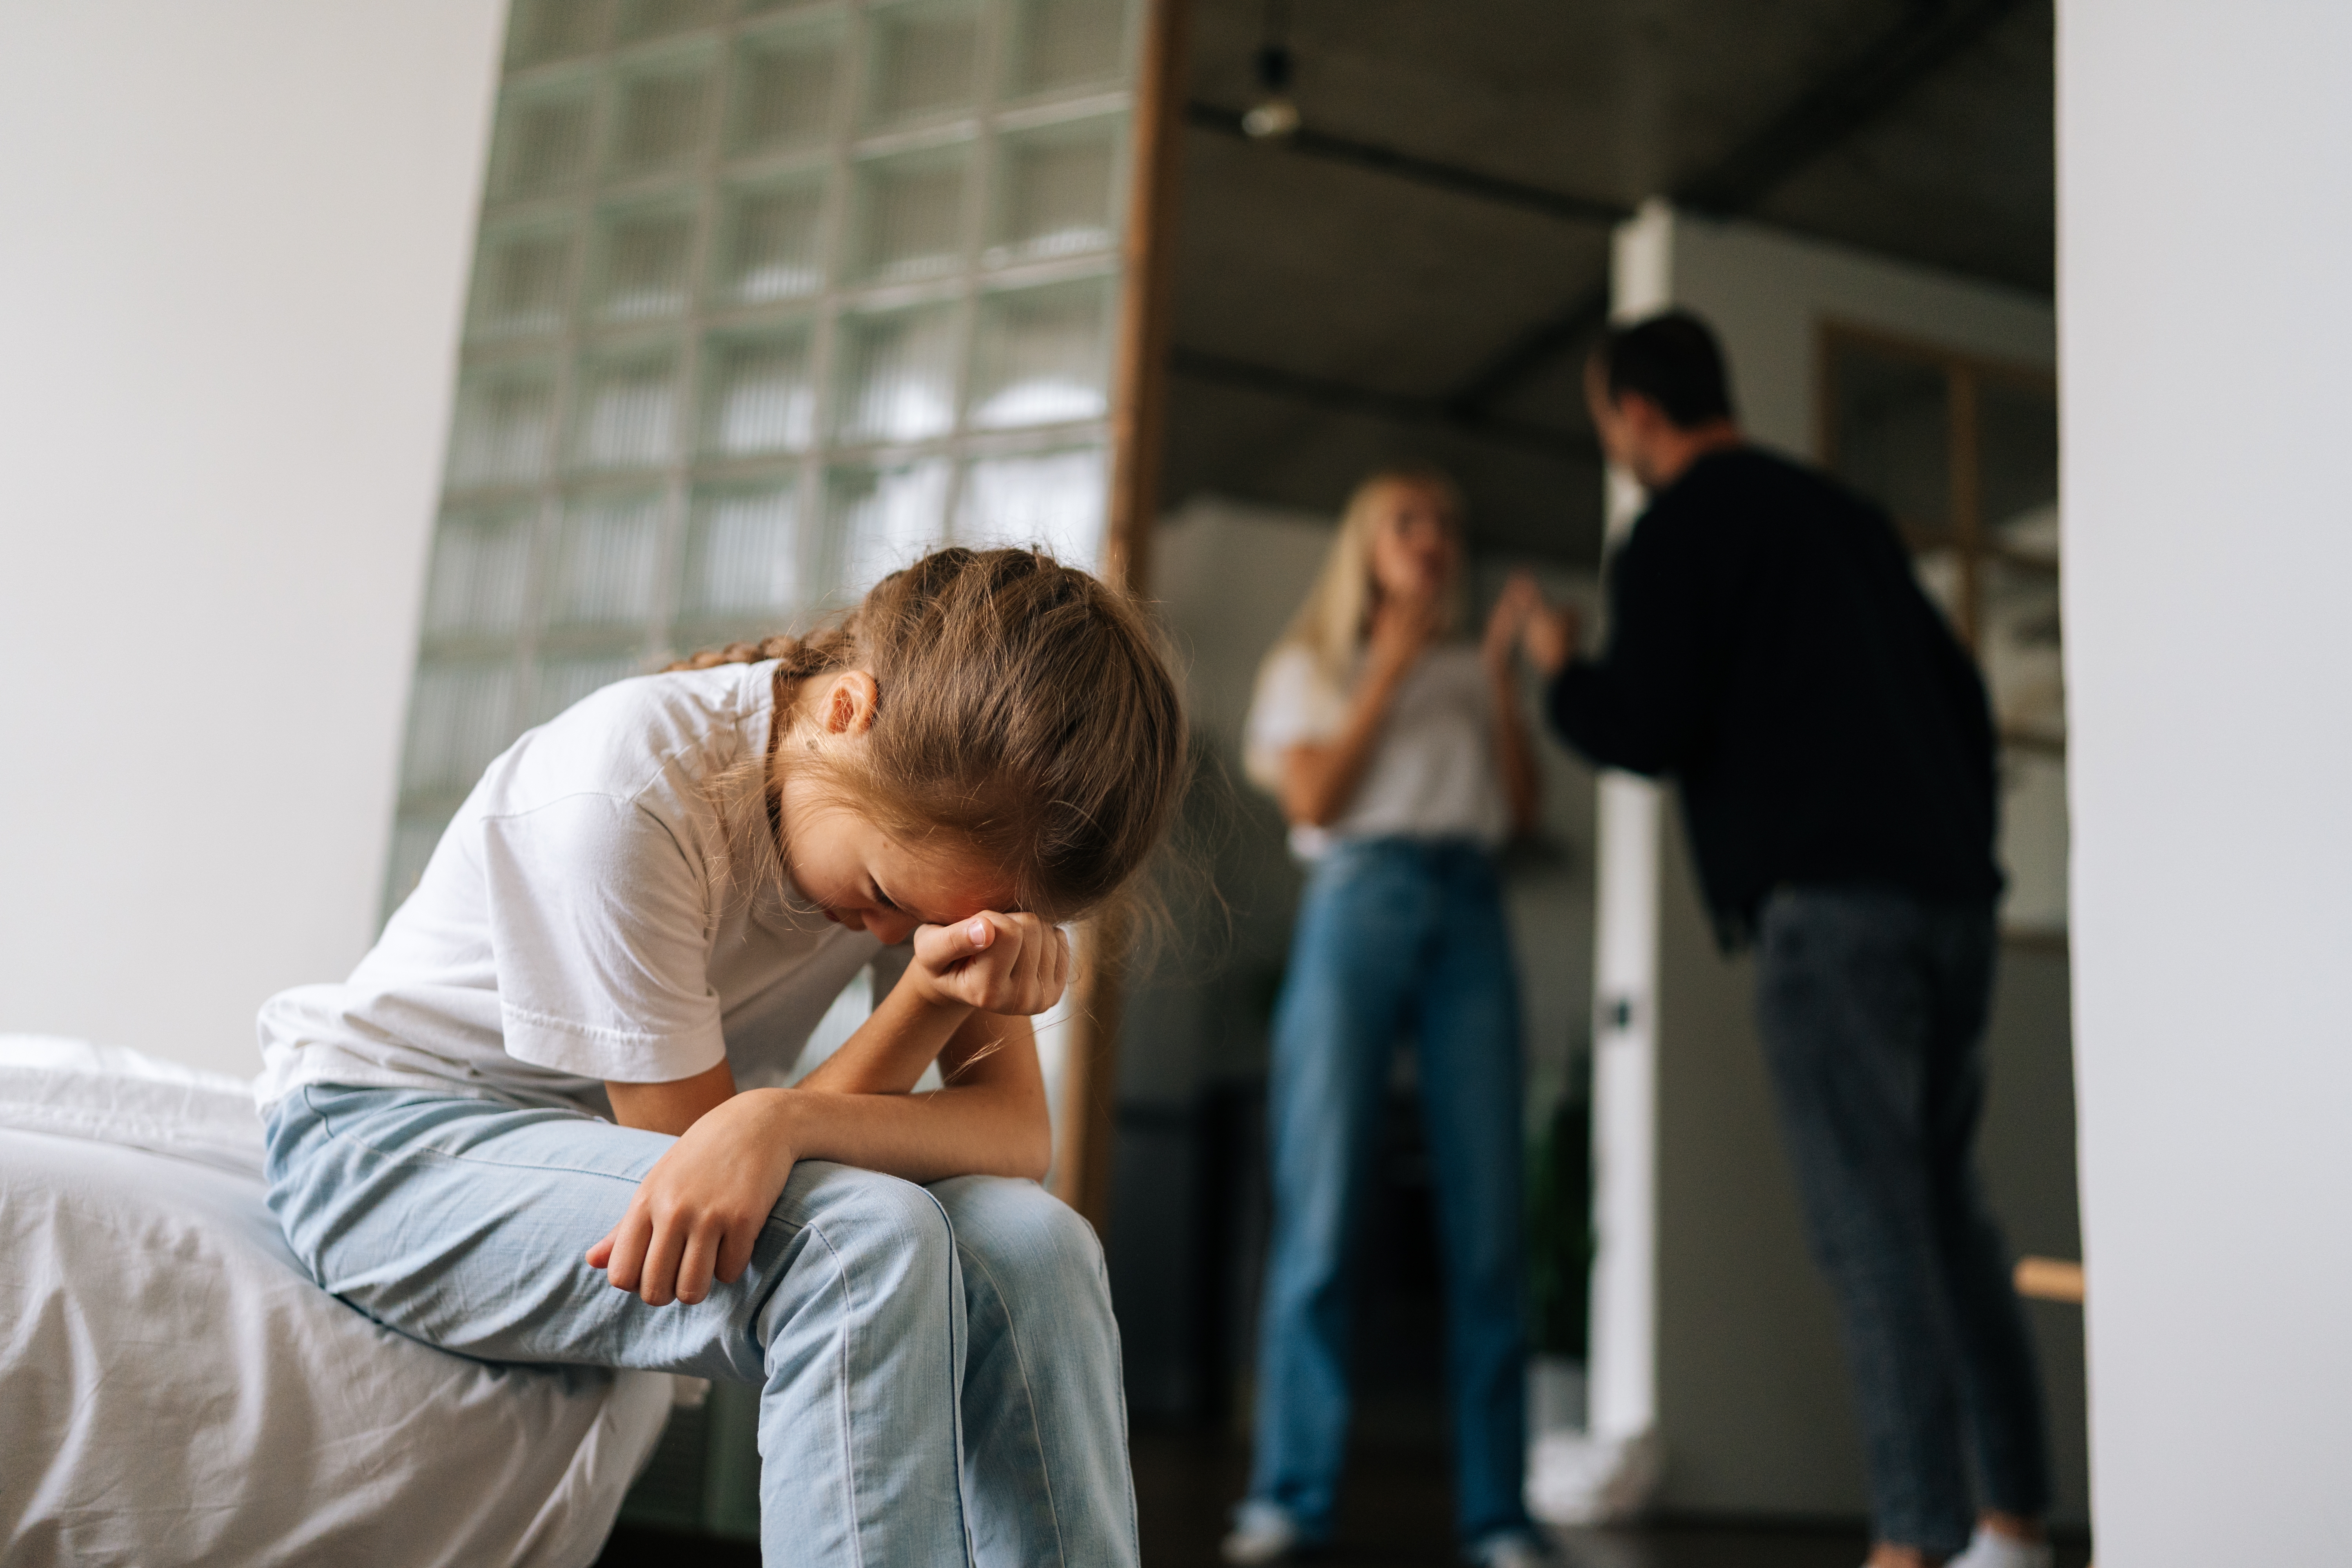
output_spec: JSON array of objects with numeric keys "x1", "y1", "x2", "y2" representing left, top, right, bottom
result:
[{"x1": 1517, "y1": 311, "x2": 2051, "y2": 1568}]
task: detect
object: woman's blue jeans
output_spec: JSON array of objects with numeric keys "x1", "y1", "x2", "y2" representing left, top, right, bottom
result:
[
  {"x1": 1247, "y1": 838, "x2": 1532, "y2": 1548},
  {"x1": 265, "y1": 1085, "x2": 1137, "y2": 1567}
]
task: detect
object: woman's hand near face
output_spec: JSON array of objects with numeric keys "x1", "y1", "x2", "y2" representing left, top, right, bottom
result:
[
  {"x1": 907, "y1": 910, "x2": 1071, "y2": 1018},
  {"x1": 588, "y1": 1088, "x2": 798, "y2": 1307},
  {"x1": 1366, "y1": 591, "x2": 1441, "y2": 689}
]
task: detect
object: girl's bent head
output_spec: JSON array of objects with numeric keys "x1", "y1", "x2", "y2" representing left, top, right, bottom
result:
[{"x1": 675, "y1": 547, "x2": 1189, "y2": 929}]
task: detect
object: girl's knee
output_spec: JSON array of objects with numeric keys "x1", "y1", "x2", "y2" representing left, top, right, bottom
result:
[
  {"x1": 931, "y1": 1176, "x2": 1102, "y2": 1285},
  {"x1": 781, "y1": 1161, "x2": 955, "y2": 1270}
]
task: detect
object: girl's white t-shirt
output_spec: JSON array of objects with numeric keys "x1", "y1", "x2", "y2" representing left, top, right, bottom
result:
[
  {"x1": 1243, "y1": 642, "x2": 1510, "y2": 860},
  {"x1": 255, "y1": 660, "x2": 904, "y2": 1117}
]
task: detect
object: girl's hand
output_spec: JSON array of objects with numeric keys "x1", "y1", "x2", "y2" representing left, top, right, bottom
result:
[
  {"x1": 907, "y1": 911, "x2": 1071, "y2": 1018},
  {"x1": 587, "y1": 1090, "x2": 797, "y2": 1307}
]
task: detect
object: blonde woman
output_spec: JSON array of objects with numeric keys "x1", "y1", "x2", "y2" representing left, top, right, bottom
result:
[{"x1": 1227, "y1": 470, "x2": 1547, "y2": 1567}]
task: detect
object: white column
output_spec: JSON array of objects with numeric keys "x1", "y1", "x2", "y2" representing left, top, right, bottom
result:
[
  {"x1": 1529, "y1": 205, "x2": 1674, "y2": 1524},
  {"x1": 1585, "y1": 201, "x2": 1675, "y2": 1443}
]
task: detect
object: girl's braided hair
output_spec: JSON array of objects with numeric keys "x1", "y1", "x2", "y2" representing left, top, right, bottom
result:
[{"x1": 670, "y1": 546, "x2": 1189, "y2": 923}]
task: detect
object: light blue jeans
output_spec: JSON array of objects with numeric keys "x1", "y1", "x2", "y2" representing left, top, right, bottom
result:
[
  {"x1": 264, "y1": 1085, "x2": 1137, "y2": 1567},
  {"x1": 1247, "y1": 838, "x2": 1533, "y2": 1550}
]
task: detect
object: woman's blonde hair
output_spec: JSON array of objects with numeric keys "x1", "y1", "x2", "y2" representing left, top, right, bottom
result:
[
  {"x1": 1269, "y1": 466, "x2": 1467, "y2": 680},
  {"x1": 670, "y1": 546, "x2": 1189, "y2": 925}
]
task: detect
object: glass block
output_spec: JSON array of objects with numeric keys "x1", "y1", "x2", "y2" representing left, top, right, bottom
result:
[
  {"x1": 862, "y1": 0, "x2": 980, "y2": 127},
  {"x1": 730, "y1": 27, "x2": 842, "y2": 157},
  {"x1": 423, "y1": 510, "x2": 535, "y2": 638},
  {"x1": 703, "y1": 327, "x2": 817, "y2": 456},
  {"x1": 989, "y1": 120, "x2": 1118, "y2": 263},
  {"x1": 470, "y1": 225, "x2": 575, "y2": 339},
  {"x1": 1004, "y1": 0, "x2": 1129, "y2": 97},
  {"x1": 506, "y1": 0, "x2": 614, "y2": 71},
  {"x1": 494, "y1": 87, "x2": 597, "y2": 203},
  {"x1": 448, "y1": 367, "x2": 559, "y2": 489},
  {"x1": 955, "y1": 445, "x2": 1105, "y2": 569},
  {"x1": 684, "y1": 480, "x2": 802, "y2": 618},
  {"x1": 383, "y1": 810, "x2": 454, "y2": 924},
  {"x1": 715, "y1": 178, "x2": 828, "y2": 304},
  {"x1": 849, "y1": 147, "x2": 969, "y2": 283},
  {"x1": 966, "y1": 278, "x2": 1111, "y2": 429},
  {"x1": 832, "y1": 303, "x2": 960, "y2": 444},
  {"x1": 550, "y1": 491, "x2": 665, "y2": 626},
  {"x1": 827, "y1": 459, "x2": 951, "y2": 595},
  {"x1": 572, "y1": 352, "x2": 681, "y2": 469},
  {"x1": 532, "y1": 649, "x2": 647, "y2": 724},
  {"x1": 593, "y1": 204, "x2": 698, "y2": 322},
  {"x1": 617, "y1": 0, "x2": 723, "y2": 44},
  {"x1": 608, "y1": 58, "x2": 716, "y2": 178},
  {"x1": 403, "y1": 660, "x2": 519, "y2": 795}
]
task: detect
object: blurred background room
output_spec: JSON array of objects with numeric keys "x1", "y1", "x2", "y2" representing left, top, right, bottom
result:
[{"x1": 6, "y1": 2, "x2": 2350, "y2": 1565}]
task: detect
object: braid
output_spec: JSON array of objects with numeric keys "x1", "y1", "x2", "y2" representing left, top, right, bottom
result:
[{"x1": 664, "y1": 618, "x2": 861, "y2": 681}]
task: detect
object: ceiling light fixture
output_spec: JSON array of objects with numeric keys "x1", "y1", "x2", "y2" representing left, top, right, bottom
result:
[{"x1": 1243, "y1": 0, "x2": 1301, "y2": 140}]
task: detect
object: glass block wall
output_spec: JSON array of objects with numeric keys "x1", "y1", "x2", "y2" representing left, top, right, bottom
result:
[{"x1": 388, "y1": 0, "x2": 1140, "y2": 917}]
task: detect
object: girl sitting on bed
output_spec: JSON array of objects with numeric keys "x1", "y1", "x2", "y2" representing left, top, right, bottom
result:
[{"x1": 257, "y1": 547, "x2": 1186, "y2": 1567}]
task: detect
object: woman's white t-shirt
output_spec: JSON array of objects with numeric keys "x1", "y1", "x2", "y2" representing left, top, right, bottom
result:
[
  {"x1": 1243, "y1": 642, "x2": 1510, "y2": 860},
  {"x1": 255, "y1": 660, "x2": 904, "y2": 1117}
]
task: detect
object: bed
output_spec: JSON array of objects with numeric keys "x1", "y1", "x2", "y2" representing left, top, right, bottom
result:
[{"x1": 0, "y1": 1035, "x2": 673, "y2": 1568}]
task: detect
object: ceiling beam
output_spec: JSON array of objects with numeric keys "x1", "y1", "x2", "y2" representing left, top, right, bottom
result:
[
  {"x1": 1675, "y1": 0, "x2": 2038, "y2": 216},
  {"x1": 1168, "y1": 346, "x2": 1599, "y2": 462},
  {"x1": 1444, "y1": 0, "x2": 2040, "y2": 420},
  {"x1": 1183, "y1": 100, "x2": 1632, "y2": 229}
]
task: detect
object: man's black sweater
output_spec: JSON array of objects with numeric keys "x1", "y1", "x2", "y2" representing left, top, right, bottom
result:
[{"x1": 1548, "y1": 446, "x2": 2001, "y2": 947}]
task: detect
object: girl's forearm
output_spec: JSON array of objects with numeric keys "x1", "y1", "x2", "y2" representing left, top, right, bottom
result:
[
  {"x1": 754, "y1": 1074, "x2": 1052, "y2": 1184},
  {"x1": 797, "y1": 973, "x2": 971, "y2": 1095}
]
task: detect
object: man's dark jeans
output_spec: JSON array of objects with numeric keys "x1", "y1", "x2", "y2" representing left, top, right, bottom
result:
[{"x1": 1754, "y1": 884, "x2": 2052, "y2": 1555}]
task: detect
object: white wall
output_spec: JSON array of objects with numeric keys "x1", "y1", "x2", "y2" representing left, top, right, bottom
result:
[
  {"x1": 2062, "y1": 2, "x2": 2352, "y2": 1558},
  {"x1": 0, "y1": 1, "x2": 505, "y2": 1075}
]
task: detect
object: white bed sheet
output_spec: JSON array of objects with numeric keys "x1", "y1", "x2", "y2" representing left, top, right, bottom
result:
[{"x1": 0, "y1": 1036, "x2": 673, "y2": 1568}]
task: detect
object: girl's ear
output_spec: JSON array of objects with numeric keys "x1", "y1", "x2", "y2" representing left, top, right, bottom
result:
[{"x1": 818, "y1": 670, "x2": 881, "y2": 737}]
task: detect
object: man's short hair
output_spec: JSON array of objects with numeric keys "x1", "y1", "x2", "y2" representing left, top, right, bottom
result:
[{"x1": 1591, "y1": 309, "x2": 1735, "y2": 429}]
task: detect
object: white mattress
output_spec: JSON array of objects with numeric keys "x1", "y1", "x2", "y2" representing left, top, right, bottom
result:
[{"x1": 0, "y1": 1036, "x2": 673, "y2": 1568}]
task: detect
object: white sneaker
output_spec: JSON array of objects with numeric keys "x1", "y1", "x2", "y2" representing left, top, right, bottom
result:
[
  {"x1": 1947, "y1": 1527, "x2": 2054, "y2": 1568},
  {"x1": 1221, "y1": 1501, "x2": 1303, "y2": 1565}
]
